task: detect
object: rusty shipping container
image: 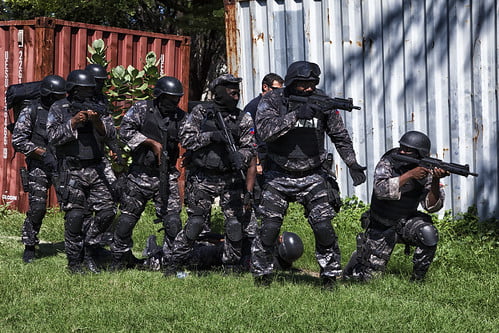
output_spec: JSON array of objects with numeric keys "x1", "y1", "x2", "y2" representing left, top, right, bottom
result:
[{"x1": 0, "y1": 17, "x2": 190, "y2": 212}]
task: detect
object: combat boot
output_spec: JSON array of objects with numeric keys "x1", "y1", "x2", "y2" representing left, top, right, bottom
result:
[
  {"x1": 321, "y1": 276, "x2": 337, "y2": 290},
  {"x1": 22, "y1": 245, "x2": 36, "y2": 263},
  {"x1": 109, "y1": 252, "x2": 127, "y2": 272},
  {"x1": 84, "y1": 247, "x2": 101, "y2": 274},
  {"x1": 67, "y1": 261, "x2": 85, "y2": 275}
]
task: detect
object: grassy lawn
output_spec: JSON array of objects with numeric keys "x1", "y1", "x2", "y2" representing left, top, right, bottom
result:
[{"x1": 0, "y1": 200, "x2": 497, "y2": 332}]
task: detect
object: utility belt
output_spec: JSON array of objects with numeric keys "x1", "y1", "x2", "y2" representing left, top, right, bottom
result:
[
  {"x1": 62, "y1": 156, "x2": 102, "y2": 170},
  {"x1": 267, "y1": 159, "x2": 320, "y2": 178}
]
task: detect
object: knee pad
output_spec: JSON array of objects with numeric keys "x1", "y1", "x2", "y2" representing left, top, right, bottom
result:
[
  {"x1": 418, "y1": 224, "x2": 439, "y2": 247},
  {"x1": 225, "y1": 217, "x2": 242, "y2": 242},
  {"x1": 260, "y1": 217, "x2": 282, "y2": 247},
  {"x1": 164, "y1": 214, "x2": 182, "y2": 239},
  {"x1": 185, "y1": 215, "x2": 205, "y2": 241},
  {"x1": 28, "y1": 203, "x2": 47, "y2": 223},
  {"x1": 404, "y1": 218, "x2": 439, "y2": 247},
  {"x1": 311, "y1": 219, "x2": 335, "y2": 248},
  {"x1": 95, "y1": 209, "x2": 116, "y2": 226},
  {"x1": 115, "y1": 213, "x2": 138, "y2": 239},
  {"x1": 65, "y1": 209, "x2": 85, "y2": 234}
]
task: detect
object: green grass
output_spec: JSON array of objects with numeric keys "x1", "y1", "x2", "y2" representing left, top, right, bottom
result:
[{"x1": 0, "y1": 200, "x2": 497, "y2": 332}]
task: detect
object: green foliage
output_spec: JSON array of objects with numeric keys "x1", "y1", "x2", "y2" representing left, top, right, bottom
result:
[{"x1": 87, "y1": 39, "x2": 160, "y2": 119}]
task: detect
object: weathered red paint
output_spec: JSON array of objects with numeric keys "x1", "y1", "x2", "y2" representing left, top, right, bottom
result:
[{"x1": 0, "y1": 17, "x2": 190, "y2": 212}]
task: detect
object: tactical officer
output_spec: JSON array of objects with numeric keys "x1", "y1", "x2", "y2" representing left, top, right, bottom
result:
[
  {"x1": 109, "y1": 76, "x2": 186, "y2": 270},
  {"x1": 164, "y1": 74, "x2": 257, "y2": 275},
  {"x1": 144, "y1": 231, "x2": 303, "y2": 273},
  {"x1": 84, "y1": 64, "x2": 108, "y2": 106},
  {"x1": 47, "y1": 69, "x2": 117, "y2": 274},
  {"x1": 343, "y1": 131, "x2": 447, "y2": 282},
  {"x1": 251, "y1": 61, "x2": 367, "y2": 288},
  {"x1": 12, "y1": 75, "x2": 66, "y2": 263}
]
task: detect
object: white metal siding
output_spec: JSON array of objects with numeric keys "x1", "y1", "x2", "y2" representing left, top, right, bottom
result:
[{"x1": 225, "y1": 0, "x2": 498, "y2": 219}]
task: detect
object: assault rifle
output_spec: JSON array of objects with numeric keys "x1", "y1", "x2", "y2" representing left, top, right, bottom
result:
[
  {"x1": 214, "y1": 110, "x2": 246, "y2": 180},
  {"x1": 392, "y1": 154, "x2": 478, "y2": 177},
  {"x1": 288, "y1": 94, "x2": 361, "y2": 112}
]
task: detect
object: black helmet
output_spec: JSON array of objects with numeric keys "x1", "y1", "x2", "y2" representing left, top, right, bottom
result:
[
  {"x1": 278, "y1": 232, "x2": 304, "y2": 264},
  {"x1": 85, "y1": 64, "x2": 107, "y2": 80},
  {"x1": 284, "y1": 61, "x2": 321, "y2": 86},
  {"x1": 399, "y1": 131, "x2": 431, "y2": 157},
  {"x1": 40, "y1": 75, "x2": 66, "y2": 96},
  {"x1": 153, "y1": 76, "x2": 184, "y2": 97},
  {"x1": 66, "y1": 70, "x2": 96, "y2": 91},
  {"x1": 208, "y1": 74, "x2": 242, "y2": 93}
]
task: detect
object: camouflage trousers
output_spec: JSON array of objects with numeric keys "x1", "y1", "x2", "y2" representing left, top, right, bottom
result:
[
  {"x1": 169, "y1": 171, "x2": 245, "y2": 266},
  {"x1": 60, "y1": 163, "x2": 116, "y2": 263},
  {"x1": 251, "y1": 170, "x2": 341, "y2": 278},
  {"x1": 111, "y1": 170, "x2": 182, "y2": 254},
  {"x1": 344, "y1": 213, "x2": 438, "y2": 281},
  {"x1": 21, "y1": 166, "x2": 56, "y2": 246}
]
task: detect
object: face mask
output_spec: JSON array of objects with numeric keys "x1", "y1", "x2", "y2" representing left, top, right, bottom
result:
[
  {"x1": 156, "y1": 95, "x2": 178, "y2": 116},
  {"x1": 214, "y1": 85, "x2": 239, "y2": 109}
]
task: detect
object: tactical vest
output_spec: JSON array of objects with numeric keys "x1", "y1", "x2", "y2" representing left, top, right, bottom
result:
[
  {"x1": 370, "y1": 150, "x2": 424, "y2": 224},
  {"x1": 266, "y1": 94, "x2": 324, "y2": 171},
  {"x1": 190, "y1": 104, "x2": 244, "y2": 172},
  {"x1": 29, "y1": 100, "x2": 49, "y2": 148},
  {"x1": 56, "y1": 102, "x2": 103, "y2": 160},
  {"x1": 131, "y1": 101, "x2": 169, "y2": 168}
]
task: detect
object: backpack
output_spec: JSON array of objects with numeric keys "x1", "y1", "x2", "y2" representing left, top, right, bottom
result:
[{"x1": 5, "y1": 81, "x2": 42, "y2": 133}]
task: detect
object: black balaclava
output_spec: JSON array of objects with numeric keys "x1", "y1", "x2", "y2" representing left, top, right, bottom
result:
[{"x1": 214, "y1": 84, "x2": 239, "y2": 110}]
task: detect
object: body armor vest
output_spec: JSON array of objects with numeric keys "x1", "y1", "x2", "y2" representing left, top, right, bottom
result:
[
  {"x1": 131, "y1": 101, "x2": 169, "y2": 168},
  {"x1": 370, "y1": 149, "x2": 424, "y2": 224},
  {"x1": 190, "y1": 104, "x2": 243, "y2": 172},
  {"x1": 56, "y1": 103, "x2": 103, "y2": 160},
  {"x1": 29, "y1": 100, "x2": 48, "y2": 148},
  {"x1": 266, "y1": 94, "x2": 324, "y2": 171}
]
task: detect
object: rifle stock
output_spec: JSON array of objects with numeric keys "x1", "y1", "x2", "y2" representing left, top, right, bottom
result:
[
  {"x1": 214, "y1": 110, "x2": 246, "y2": 180},
  {"x1": 393, "y1": 154, "x2": 478, "y2": 177}
]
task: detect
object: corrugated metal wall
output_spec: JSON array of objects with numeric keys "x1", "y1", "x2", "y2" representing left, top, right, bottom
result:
[
  {"x1": 0, "y1": 17, "x2": 190, "y2": 212},
  {"x1": 224, "y1": 0, "x2": 498, "y2": 219}
]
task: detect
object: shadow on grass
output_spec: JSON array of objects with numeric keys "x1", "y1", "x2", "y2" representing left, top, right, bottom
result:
[{"x1": 37, "y1": 241, "x2": 65, "y2": 258}]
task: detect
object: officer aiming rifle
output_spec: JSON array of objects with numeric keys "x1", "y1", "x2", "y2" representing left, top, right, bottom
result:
[{"x1": 392, "y1": 154, "x2": 478, "y2": 177}]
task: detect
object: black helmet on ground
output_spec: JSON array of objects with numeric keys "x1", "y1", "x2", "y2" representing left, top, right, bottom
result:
[
  {"x1": 85, "y1": 64, "x2": 107, "y2": 80},
  {"x1": 40, "y1": 75, "x2": 66, "y2": 96},
  {"x1": 278, "y1": 232, "x2": 304, "y2": 264},
  {"x1": 66, "y1": 70, "x2": 96, "y2": 92},
  {"x1": 284, "y1": 61, "x2": 321, "y2": 86},
  {"x1": 153, "y1": 76, "x2": 184, "y2": 97},
  {"x1": 399, "y1": 130, "x2": 431, "y2": 157}
]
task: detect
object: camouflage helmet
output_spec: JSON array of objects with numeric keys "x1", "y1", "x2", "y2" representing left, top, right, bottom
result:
[
  {"x1": 40, "y1": 75, "x2": 66, "y2": 96},
  {"x1": 66, "y1": 70, "x2": 96, "y2": 91},
  {"x1": 284, "y1": 61, "x2": 321, "y2": 86},
  {"x1": 278, "y1": 232, "x2": 304, "y2": 264},
  {"x1": 85, "y1": 64, "x2": 107, "y2": 80},
  {"x1": 153, "y1": 76, "x2": 184, "y2": 97},
  {"x1": 208, "y1": 74, "x2": 242, "y2": 93},
  {"x1": 399, "y1": 130, "x2": 431, "y2": 157}
]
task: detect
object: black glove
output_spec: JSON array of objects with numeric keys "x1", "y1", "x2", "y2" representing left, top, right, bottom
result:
[
  {"x1": 296, "y1": 103, "x2": 320, "y2": 120},
  {"x1": 243, "y1": 191, "x2": 254, "y2": 207},
  {"x1": 211, "y1": 131, "x2": 228, "y2": 143},
  {"x1": 348, "y1": 162, "x2": 367, "y2": 186},
  {"x1": 229, "y1": 151, "x2": 244, "y2": 170}
]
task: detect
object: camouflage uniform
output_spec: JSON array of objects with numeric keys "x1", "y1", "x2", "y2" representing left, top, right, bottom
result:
[
  {"x1": 110, "y1": 100, "x2": 185, "y2": 261},
  {"x1": 12, "y1": 101, "x2": 59, "y2": 247},
  {"x1": 47, "y1": 97, "x2": 117, "y2": 268},
  {"x1": 343, "y1": 148, "x2": 444, "y2": 281},
  {"x1": 251, "y1": 87, "x2": 362, "y2": 280},
  {"x1": 168, "y1": 102, "x2": 256, "y2": 269}
]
